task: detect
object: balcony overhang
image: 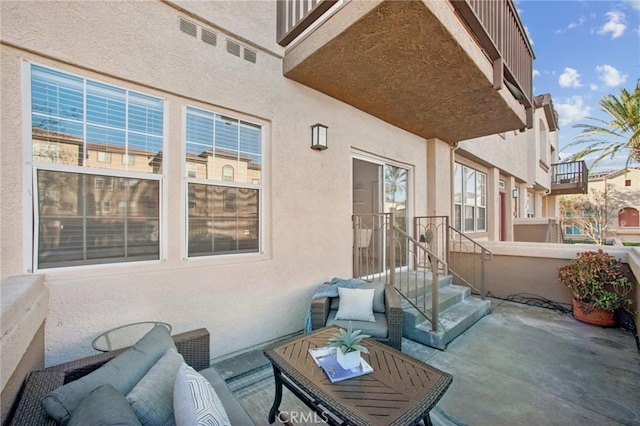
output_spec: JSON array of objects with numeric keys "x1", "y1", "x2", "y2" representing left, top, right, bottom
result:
[
  {"x1": 550, "y1": 183, "x2": 588, "y2": 196},
  {"x1": 283, "y1": 0, "x2": 527, "y2": 144}
]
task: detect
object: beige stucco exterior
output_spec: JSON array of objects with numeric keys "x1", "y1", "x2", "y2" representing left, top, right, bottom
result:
[
  {"x1": 0, "y1": 0, "x2": 554, "y2": 385},
  {"x1": 456, "y1": 96, "x2": 560, "y2": 241},
  {"x1": 591, "y1": 168, "x2": 640, "y2": 242},
  {"x1": 1, "y1": 1, "x2": 430, "y2": 367},
  {"x1": 561, "y1": 168, "x2": 640, "y2": 243}
]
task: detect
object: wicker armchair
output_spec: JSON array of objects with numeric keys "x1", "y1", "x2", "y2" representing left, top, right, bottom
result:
[
  {"x1": 310, "y1": 284, "x2": 403, "y2": 351},
  {"x1": 8, "y1": 329, "x2": 212, "y2": 426}
]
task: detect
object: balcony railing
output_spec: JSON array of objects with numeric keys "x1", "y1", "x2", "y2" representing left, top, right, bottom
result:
[
  {"x1": 276, "y1": 0, "x2": 533, "y2": 110},
  {"x1": 276, "y1": 0, "x2": 338, "y2": 46},
  {"x1": 451, "y1": 0, "x2": 534, "y2": 110},
  {"x1": 550, "y1": 161, "x2": 589, "y2": 195}
]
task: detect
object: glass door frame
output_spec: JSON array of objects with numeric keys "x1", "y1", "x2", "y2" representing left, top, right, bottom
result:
[{"x1": 351, "y1": 153, "x2": 413, "y2": 275}]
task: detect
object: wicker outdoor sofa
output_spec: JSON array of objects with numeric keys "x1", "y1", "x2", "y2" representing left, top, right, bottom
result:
[
  {"x1": 8, "y1": 328, "x2": 254, "y2": 425},
  {"x1": 310, "y1": 284, "x2": 403, "y2": 351}
]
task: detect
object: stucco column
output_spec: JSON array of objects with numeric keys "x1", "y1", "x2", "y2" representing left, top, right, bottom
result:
[
  {"x1": 426, "y1": 138, "x2": 452, "y2": 217},
  {"x1": 506, "y1": 177, "x2": 518, "y2": 241},
  {"x1": 487, "y1": 167, "x2": 500, "y2": 241}
]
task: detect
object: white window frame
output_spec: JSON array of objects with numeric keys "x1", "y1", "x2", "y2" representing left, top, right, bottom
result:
[
  {"x1": 23, "y1": 61, "x2": 167, "y2": 271},
  {"x1": 122, "y1": 153, "x2": 135, "y2": 166},
  {"x1": 97, "y1": 151, "x2": 112, "y2": 163},
  {"x1": 183, "y1": 105, "x2": 264, "y2": 259},
  {"x1": 454, "y1": 163, "x2": 487, "y2": 233}
]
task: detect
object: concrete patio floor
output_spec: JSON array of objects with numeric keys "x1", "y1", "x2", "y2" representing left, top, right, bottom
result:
[
  {"x1": 213, "y1": 298, "x2": 640, "y2": 425},
  {"x1": 404, "y1": 299, "x2": 640, "y2": 426}
]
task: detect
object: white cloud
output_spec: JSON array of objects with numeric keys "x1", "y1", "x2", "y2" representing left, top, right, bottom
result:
[
  {"x1": 628, "y1": 0, "x2": 640, "y2": 11},
  {"x1": 556, "y1": 96, "x2": 592, "y2": 126},
  {"x1": 556, "y1": 15, "x2": 588, "y2": 33},
  {"x1": 596, "y1": 64, "x2": 628, "y2": 87},
  {"x1": 558, "y1": 67, "x2": 583, "y2": 88},
  {"x1": 598, "y1": 11, "x2": 626, "y2": 39},
  {"x1": 590, "y1": 83, "x2": 599, "y2": 91},
  {"x1": 533, "y1": 69, "x2": 540, "y2": 78},
  {"x1": 568, "y1": 16, "x2": 587, "y2": 29},
  {"x1": 524, "y1": 25, "x2": 534, "y2": 45}
]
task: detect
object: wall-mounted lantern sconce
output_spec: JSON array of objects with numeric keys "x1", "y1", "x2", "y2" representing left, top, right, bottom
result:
[
  {"x1": 512, "y1": 188, "x2": 519, "y2": 199},
  {"x1": 310, "y1": 123, "x2": 328, "y2": 151}
]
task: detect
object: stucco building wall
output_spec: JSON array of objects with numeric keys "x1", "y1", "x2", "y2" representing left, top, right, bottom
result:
[{"x1": 1, "y1": 1, "x2": 431, "y2": 364}]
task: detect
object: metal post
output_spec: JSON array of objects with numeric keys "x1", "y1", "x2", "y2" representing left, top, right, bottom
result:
[
  {"x1": 388, "y1": 212, "x2": 395, "y2": 287},
  {"x1": 353, "y1": 215, "x2": 360, "y2": 278},
  {"x1": 444, "y1": 216, "x2": 450, "y2": 274},
  {"x1": 481, "y1": 248, "x2": 487, "y2": 300},
  {"x1": 430, "y1": 254, "x2": 439, "y2": 333}
]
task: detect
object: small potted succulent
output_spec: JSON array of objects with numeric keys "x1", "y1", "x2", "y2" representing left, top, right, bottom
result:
[
  {"x1": 558, "y1": 249, "x2": 635, "y2": 326},
  {"x1": 328, "y1": 322, "x2": 370, "y2": 370}
]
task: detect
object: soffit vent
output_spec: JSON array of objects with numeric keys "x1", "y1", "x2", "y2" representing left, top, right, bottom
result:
[
  {"x1": 226, "y1": 39, "x2": 241, "y2": 57},
  {"x1": 201, "y1": 28, "x2": 217, "y2": 46},
  {"x1": 179, "y1": 18, "x2": 197, "y2": 38},
  {"x1": 243, "y1": 48, "x2": 257, "y2": 63}
]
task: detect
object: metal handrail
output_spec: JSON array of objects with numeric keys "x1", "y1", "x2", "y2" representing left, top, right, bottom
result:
[
  {"x1": 447, "y1": 225, "x2": 491, "y2": 298},
  {"x1": 415, "y1": 216, "x2": 492, "y2": 299},
  {"x1": 353, "y1": 213, "x2": 448, "y2": 332}
]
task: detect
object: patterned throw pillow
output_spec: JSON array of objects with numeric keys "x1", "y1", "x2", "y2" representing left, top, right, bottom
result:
[{"x1": 173, "y1": 363, "x2": 231, "y2": 426}]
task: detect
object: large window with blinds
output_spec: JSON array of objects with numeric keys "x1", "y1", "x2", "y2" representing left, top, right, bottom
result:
[
  {"x1": 30, "y1": 64, "x2": 164, "y2": 269},
  {"x1": 185, "y1": 106, "x2": 262, "y2": 257},
  {"x1": 453, "y1": 163, "x2": 486, "y2": 233}
]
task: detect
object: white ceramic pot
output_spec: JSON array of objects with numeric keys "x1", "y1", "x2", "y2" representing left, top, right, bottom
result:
[{"x1": 336, "y1": 349, "x2": 361, "y2": 370}]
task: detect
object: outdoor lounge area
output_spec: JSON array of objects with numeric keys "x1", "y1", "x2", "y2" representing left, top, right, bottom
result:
[
  {"x1": 5, "y1": 296, "x2": 639, "y2": 425},
  {"x1": 2, "y1": 1, "x2": 639, "y2": 424},
  {"x1": 212, "y1": 298, "x2": 640, "y2": 425}
]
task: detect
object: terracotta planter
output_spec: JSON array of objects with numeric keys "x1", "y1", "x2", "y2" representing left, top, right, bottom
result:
[{"x1": 572, "y1": 299, "x2": 615, "y2": 327}]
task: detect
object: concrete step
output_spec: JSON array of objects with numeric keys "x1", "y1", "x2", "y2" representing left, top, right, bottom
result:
[
  {"x1": 401, "y1": 284, "x2": 470, "y2": 322},
  {"x1": 402, "y1": 296, "x2": 491, "y2": 350},
  {"x1": 397, "y1": 272, "x2": 453, "y2": 299}
]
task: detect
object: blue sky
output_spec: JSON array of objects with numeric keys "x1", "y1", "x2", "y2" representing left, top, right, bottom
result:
[{"x1": 515, "y1": 0, "x2": 639, "y2": 171}]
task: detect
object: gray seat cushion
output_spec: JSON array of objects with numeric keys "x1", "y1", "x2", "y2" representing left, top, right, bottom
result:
[
  {"x1": 68, "y1": 384, "x2": 141, "y2": 426},
  {"x1": 41, "y1": 325, "x2": 175, "y2": 424},
  {"x1": 198, "y1": 367, "x2": 254, "y2": 425},
  {"x1": 326, "y1": 310, "x2": 388, "y2": 339}
]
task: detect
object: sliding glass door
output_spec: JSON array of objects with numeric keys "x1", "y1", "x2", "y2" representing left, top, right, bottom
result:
[{"x1": 353, "y1": 158, "x2": 409, "y2": 275}]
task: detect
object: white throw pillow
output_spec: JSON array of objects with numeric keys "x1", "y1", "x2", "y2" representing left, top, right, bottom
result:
[
  {"x1": 334, "y1": 287, "x2": 375, "y2": 322},
  {"x1": 173, "y1": 363, "x2": 231, "y2": 426}
]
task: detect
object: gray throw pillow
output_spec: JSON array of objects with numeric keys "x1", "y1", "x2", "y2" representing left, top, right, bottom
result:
[
  {"x1": 126, "y1": 347, "x2": 184, "y2": 426},
  {"x1": 41, "y1": 325, "x2": 175, "y2": 425},
  {"x1": 68, "y1": 384, "x2": 141, "y2": 426},
  {"x1": 366, "y1": 281, "x2": 386, "y2": 313}
]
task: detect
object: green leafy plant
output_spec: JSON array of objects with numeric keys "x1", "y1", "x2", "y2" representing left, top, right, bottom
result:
[
  {"x1": 328, "y1": 322, "x2": 370, "y2": 354},
  {"x1": 558, "y1": 249, "x2": 635, "y2": 313}
]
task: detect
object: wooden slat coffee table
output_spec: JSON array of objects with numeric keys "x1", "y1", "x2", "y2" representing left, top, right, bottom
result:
[{"x1": 263, "y1": 326, "x2": 452, "y2": 425}]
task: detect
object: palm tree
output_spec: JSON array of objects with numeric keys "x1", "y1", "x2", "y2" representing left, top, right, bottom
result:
[{"x1": 566, "y1": 79, "x2": 640, "y2": 169}]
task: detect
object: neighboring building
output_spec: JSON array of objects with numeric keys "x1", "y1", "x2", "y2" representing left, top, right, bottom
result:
[
  {"x1": 2, "y1": 0, "x2": 545, "y2": 369},
  {"x1": 456, "y1": 93, "x2": 561, "y2": 242},
  {"x1": 561, "y1": 168, "x2": 640, "y2": 243}
]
